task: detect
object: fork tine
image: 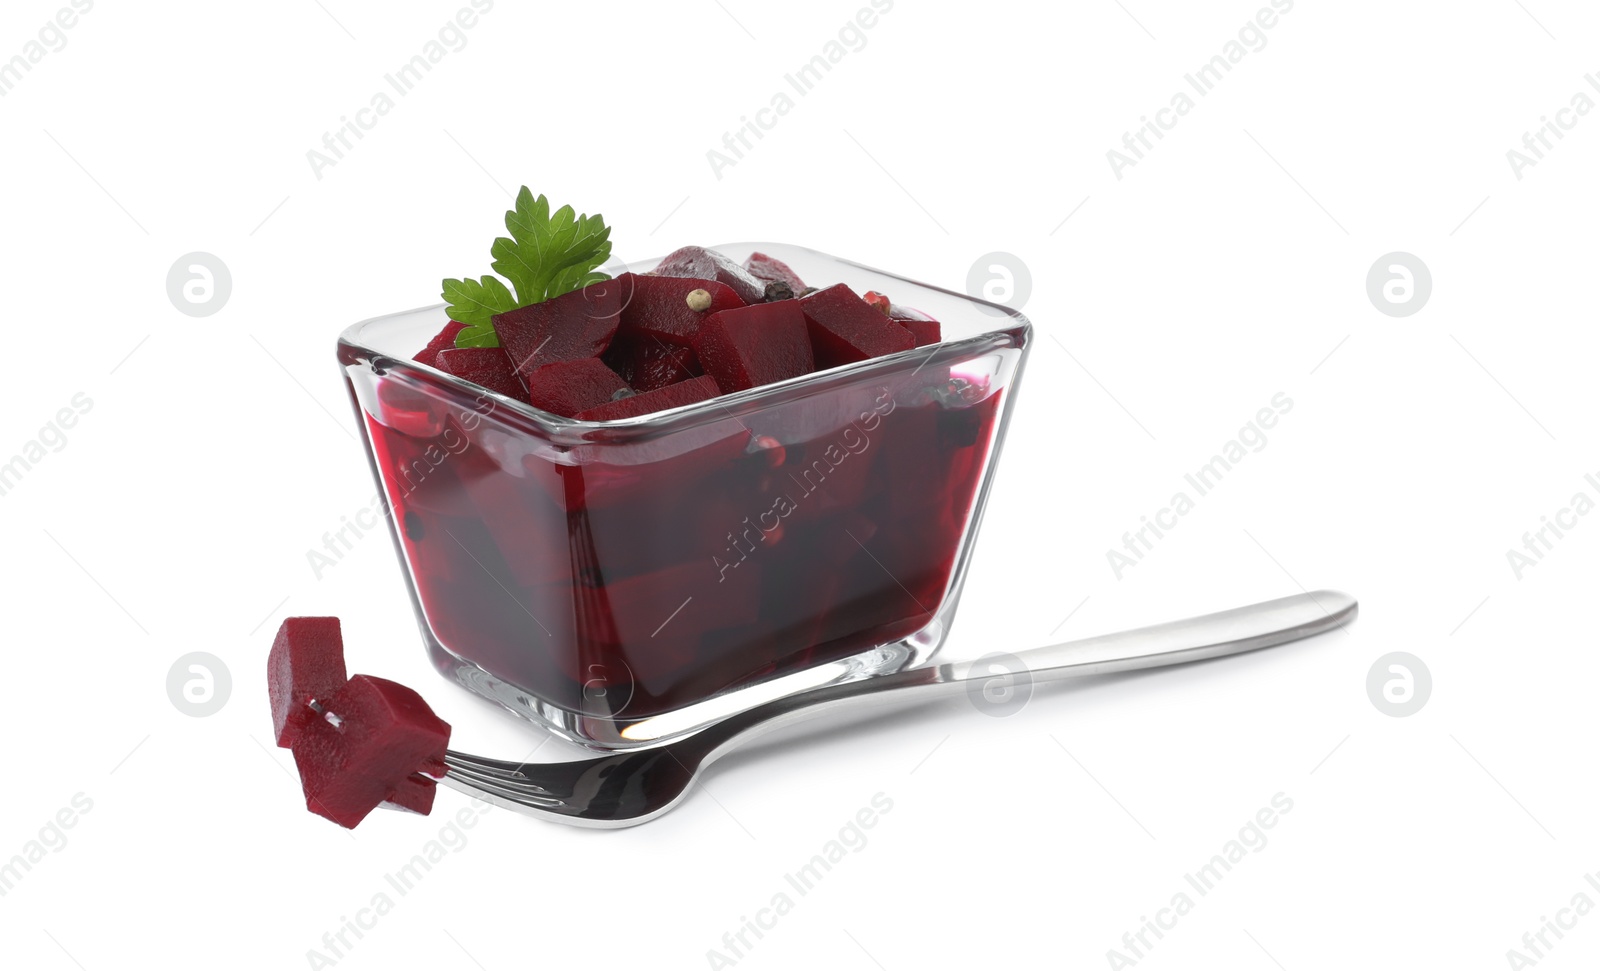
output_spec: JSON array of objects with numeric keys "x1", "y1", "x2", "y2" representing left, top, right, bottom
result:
[
  {"x1": 440, "y1": 769, "x2": 567, "y2": 809},
  {"x1": 443, "y1": 751, "x2": 547, "y2": 784},
  {"x1": 444, "y1": 770, "x2": 567, "y2": 806},
  {"x1": 443, "y1": 756, "x2": 553, "y2": 791}
]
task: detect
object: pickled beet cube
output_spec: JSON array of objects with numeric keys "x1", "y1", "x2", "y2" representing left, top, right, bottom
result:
[
  {"x1": 268, "y1": 617, "x2": 348, "y2": 748},
  {"x1": 435, "y1": 347, "x2": 530, "y2": 403},
  {"x1": 694, "y1": 301, "x2": 814, "y2": 394},
  {"x1": 290, "y1": 674, "x2": 451, "y2": 829},
  {"x1": 457, "y1": 471, "x2": 570, "y2": 587},
  {"x1": 567, "y1": 416, "x2": 752, "y2": 510},
  {"x1": 598, "y1": 559, "x2": 761, "y2": 688},
  {"x1": 899, "y1": 320, "x2": 941, "y2": 347},
  {"x1": 382, "y1": 773, "x2": 441, "y2": 816},
  {"x1": 375, "y1": 379, "x2": 448, "y2": 440},
  {"x1": 889, "y1": 305, "x2": 941, "y2": 347},
  {"x1": 575, "y1": 375, "x2": 720, "y2": 421},
  {"x1": 522, "y1": 357, "x2": 630, "y2": 417},
  {"x1": 493, "y1": 279, "x2": 623, "y2": 379},
  {"x1": 582, "y1": 487, "x2": 745, "y2": 581},
  {"x1": 413, "y1": 321, "x2": 468, "y2": 367},
  {"x1": 785, "y1": 431, "x2": 878, "y2": 522},
  {"x1": 653, "y1": 246, "x2": 767, "y2": 303},
  {"x1": 369, "y1": 411, "x2": 492, "y2": 518},
  {"x1": 744, "y1": 252, "x2": 806, "y2": 292},
  {"x1": 616, "y1": 273, "x2": 744, "y2": 347},
  {"x1": 652, "y1": 246, "x2": 717, "y2": 280},
  {"x1": 603, "y1": 332, "x2": 703, "y2": 392},
  {"x1": 801, "y1": 284, "x2": 917, "y2": 368}
]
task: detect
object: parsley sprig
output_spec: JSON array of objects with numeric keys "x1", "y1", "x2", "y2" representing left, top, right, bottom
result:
[{"x1": 442, "y1": 189, "x2": 613, "y2": 348}]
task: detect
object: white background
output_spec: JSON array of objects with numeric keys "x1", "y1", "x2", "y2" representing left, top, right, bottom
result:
[{"x1": 2, "y1": 1, "x2": 1597, "y2": 968}]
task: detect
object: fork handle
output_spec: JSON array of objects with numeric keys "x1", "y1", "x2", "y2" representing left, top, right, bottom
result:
[
  {"x1": 706, "y1": 590, "x2": 1357, "y2": 756},
  {"x1": 941, "y1": 589, "x2": 1356, "y2": 687}
]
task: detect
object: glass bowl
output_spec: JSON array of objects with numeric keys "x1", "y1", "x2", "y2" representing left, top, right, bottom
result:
[{"x1": 337, "y1": 243, "x2": 1031, "y2": 750}]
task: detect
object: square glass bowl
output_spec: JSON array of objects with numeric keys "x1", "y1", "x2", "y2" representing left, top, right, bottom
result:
[{"x1": 338, "y1": 243, "x2": 1031, "y2": 749}]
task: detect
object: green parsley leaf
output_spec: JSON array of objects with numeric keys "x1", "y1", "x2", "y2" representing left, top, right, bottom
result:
[
  {"x1": 441, "y1": 275, "x2": 515, "y2": 347},
  {"x1": 491, "y1": 189, "x2": 612, "y2": 306},
  {"x1": 440, "y1": 189, "x2": 613, "y2": 349}
]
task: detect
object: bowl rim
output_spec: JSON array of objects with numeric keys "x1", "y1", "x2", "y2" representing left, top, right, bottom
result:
[{"x1": 339, "y1": 242, "x2": 1032, "y2": 443}]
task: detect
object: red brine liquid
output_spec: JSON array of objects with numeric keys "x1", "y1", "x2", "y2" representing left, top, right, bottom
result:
[{"x1": 363, "y1": 371, "x2": 1000, "y2": 720}]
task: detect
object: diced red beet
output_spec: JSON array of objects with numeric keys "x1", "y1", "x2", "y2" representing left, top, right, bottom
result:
[
  {"x1": 374, "y1": 379, "x2": 447, "y2": 439},
  {"x1": 801, "y1": 284, "x2": 917, "y2": 368},
  {"x1": 750, "y1": 522, "x2": 858, "y2": 658},
  {"x1": 435, "y1": 347, "x2": 530, "y2": 403},
  {"x1": 575, "y1": 375, "x2": 720, "y2": 421},
  {"x1": 694, "y1": 301, "x2": 815, "y2": 394},
  {"x1": 268, "y1": 617, "x2": 348, "y2": 748},
  {"x1": 523, "y1": 358, "x2": 630, "y2": 417},
  {"x1": 651, "y1": 246, "x2": 716, "y2": 280},
  {"x1": 897, "y1": 318, "x2": 941, "y2": 347},
  {"x1": 267, "y1": 618, "x2": 453, "y2": 827},
  {"x1": 382, "y1": 772, "x2": 441, "y2": 816},
  {"x1": 889, "y1": 305, "x2": 942, "y2": 347},
  {"x1": 291, "y1": 674, "x2": 451, "y2": 829},
  {"x1": 457, "y1": 472, "x2": 571, "y2": 587},
  {"x1": 616, "y1": 273, "x2": 744, "y2": 347},
  {"x1": 415, "y1": 573, "x2": 577, "y2": 688},
  {"x1": 567, "y1": 418, "x2": 752, "y2": 510},
  {"x1": 653, "y1": 246, "x2": 767, "y2": 303},
  {"x1": 492, "y1": 279, "x2": 623, "y2": 379},
  {"x1": 603, "y1": 332, "x2": 703, "y2": 392},
  {"x1": 372, "y1": 411, "x2": 492, "y2": 519},
  {"x1": 414, "y1": 321, "x2": 469, "y2": 367},
  {"x1": 744, "y1": 252, "x2": 806, "y2": 292},
  {"x1": 597, "y1": 558, "x2": 762, "y2": 688},
  {"x1": 579, "y1": 487, "x2": 746, "y2": 581},
  {"x1": 785, "y1": 430, "x2": 878, "y2": 524}
]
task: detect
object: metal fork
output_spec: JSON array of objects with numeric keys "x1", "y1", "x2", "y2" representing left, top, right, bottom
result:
[{"x1": 440, "y1": 590, "x2": 1356, "y2": 828}]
